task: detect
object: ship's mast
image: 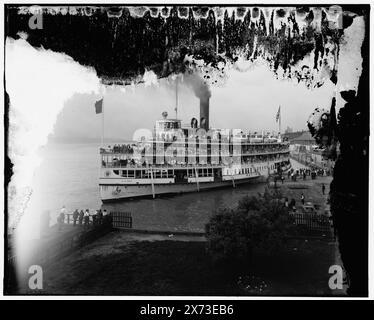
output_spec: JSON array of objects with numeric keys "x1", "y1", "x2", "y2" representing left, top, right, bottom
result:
[
  {"x1": 175, "y1": 76, "x2": 179, "y2": 119},
  {"x1": 102, "y1": 100, "x2": 104, "y2": 147}
]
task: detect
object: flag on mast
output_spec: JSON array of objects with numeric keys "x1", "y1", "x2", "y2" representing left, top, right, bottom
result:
[
  {"x1": 276, "y1": 105, "x2": 281, "y2": 122},
  {"x1": 276, "y1": 105, "x2": 281, "y2": 135},
  {"x1": 95, "y1": 98, "x2": 104, "y2": 146},
  {"x1": 95, "y1": 98, "x2": 103, "y2": 114}
]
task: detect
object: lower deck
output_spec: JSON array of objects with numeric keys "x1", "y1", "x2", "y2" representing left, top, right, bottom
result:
[{"x1": 99, "y1": 159, "x2": 291, "y2": 201}]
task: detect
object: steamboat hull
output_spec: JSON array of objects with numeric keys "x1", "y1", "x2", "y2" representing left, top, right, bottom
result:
[{"x1": 100, "y1": 176, "x2": 263, "y2": 202}]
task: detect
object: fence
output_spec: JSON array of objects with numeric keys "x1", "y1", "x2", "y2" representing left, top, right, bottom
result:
[
  {"x1": 111, "y1": 211, "x2": 133, "y2": 229},
  {"x1": 61, "y1": 211, "x2": 132, "y2": 228},
  {"x1": 289, "y1": 212, "x2": 333, "y2": 236},
  {"x1": 64, "y1": 213, "x2": 107, "y2": 226}
]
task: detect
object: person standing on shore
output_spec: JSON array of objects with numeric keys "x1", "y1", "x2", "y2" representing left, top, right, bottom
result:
[
  {"x1": 73, "y1": 209, "x2": 79, "y2": 226},
  {"x1": 290, "y1": 198, "x2": 296, "y2": 212},
  {"x1": 91, "y1": 210, "x2": 96, "y2": 226},
  {"x1": 301, "y1": 193, "x2": 305, "y2": 205},
  {"x1": 78, "y1": 210, "x2": 84, "y2": 225},
  {"x1": 97, "y1": 209, "x2": 103, "y2": 224},
  {"x1": 84, "y1": 209, "x2": 90, "y2": 228},
  {"x1": 58, "y1": 206, "x2": 66, "y2": 231}
]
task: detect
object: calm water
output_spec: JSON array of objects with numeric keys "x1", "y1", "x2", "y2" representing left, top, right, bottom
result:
[{"x1": 32, "y1": 142, "x2": 300, "y2": 232}]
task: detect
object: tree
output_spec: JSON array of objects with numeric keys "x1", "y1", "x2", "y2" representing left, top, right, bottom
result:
[{"x1": 205, "y1": 188, "x2": 294, "y2": 267}]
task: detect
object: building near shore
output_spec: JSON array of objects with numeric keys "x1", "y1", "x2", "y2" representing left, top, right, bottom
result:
[
  {"x1": 287, "y1": 131, "x2": 334, "y2": 172},
  {"x1": 289, "y1": 131, "x2": 316, "y2": 150}
]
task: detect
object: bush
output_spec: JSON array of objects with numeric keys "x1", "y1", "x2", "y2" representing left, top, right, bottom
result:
[{"x1": 206, "y1": 188, "x2": 294, "y2": 265}]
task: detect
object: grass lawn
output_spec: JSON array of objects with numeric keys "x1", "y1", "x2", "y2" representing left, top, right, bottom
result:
[{"x1": 35, "y1": 232, "x2": 339, "y2": 296}]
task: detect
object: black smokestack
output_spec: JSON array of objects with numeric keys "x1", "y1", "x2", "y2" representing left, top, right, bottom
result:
[
  {"x1": 184, "y1": 72, "x2": 211, "y2": 131},
  {"x1": 200, "y1": 96, "x2": 209, "y2": 131}
]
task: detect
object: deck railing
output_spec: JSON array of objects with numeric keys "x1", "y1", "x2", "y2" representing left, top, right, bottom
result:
[
  {"x1": 101, "y1": 156, "x2": 290, "y2": 169},
  {"x1": 100, "y1": 148, "x2": 290, "y2": 156}
]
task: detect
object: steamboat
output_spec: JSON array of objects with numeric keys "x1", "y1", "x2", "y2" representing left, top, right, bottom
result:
[{"x1": 99, "y1": 95, "x2": 290, "y2": 201}]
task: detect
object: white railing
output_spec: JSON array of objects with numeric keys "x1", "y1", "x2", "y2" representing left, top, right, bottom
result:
[{"x1": 102, "y1": 156, "x2": 290, "y2": 170}]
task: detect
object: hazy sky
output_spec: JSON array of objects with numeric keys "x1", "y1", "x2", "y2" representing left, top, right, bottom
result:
[{"x1": 52, "y1": 62, "x2": 336, "y2": 142}]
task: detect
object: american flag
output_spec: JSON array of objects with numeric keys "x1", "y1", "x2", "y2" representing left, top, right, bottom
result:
[
  {"x1": 276, "y1": 106, "x2": 280, "y2": 122},
  {"x1": 95, "y1": 98, "x2": 103, "y2": 114}
]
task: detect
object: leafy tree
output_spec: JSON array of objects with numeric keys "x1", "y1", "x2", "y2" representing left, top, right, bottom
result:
[{"x1": 206, "y1": 188, "x2": 294, "y2": 265}]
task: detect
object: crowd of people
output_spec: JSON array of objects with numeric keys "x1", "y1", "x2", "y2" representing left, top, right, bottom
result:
[
  {"x1": 109, "y1": 144, "x2": 135, "y2": 154},
  {"x1": 242, "y1": 144, "x2": 288, "y2": 154},
  {"x1": 287, "y1": 167, "x2": 329, "y2": 181},
  {"x1": 283, "y1": 192, "x2": 316, "y2": 213},
  {"x1": 57, "y1": 206, "x2": 109, "y2": 230}
]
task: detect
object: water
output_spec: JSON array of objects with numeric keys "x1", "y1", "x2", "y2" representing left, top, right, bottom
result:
[
  {"x1": 34, "y1": 143, "x2": 102, "y2": 213},
  {"x1": 32, "y1": 142, "x2": 289, "y2": 232}
]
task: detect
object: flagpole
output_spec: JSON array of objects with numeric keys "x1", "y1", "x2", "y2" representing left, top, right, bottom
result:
[
  {"x1": 101, "y1": 99, "x2": 104, "y2": 147},
  {"x1": 175, "y1": 76, "x2": 178, "y2": 119},
  {"x1": 279, "y1": 105, "x2": 281, "y2": 134}
]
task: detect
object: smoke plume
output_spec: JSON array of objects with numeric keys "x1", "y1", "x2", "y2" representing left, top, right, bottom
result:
[{"x1": 183, "y1": 72, "x2": 211, "y2": 101}]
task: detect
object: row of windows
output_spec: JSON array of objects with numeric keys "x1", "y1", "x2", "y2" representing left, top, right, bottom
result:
[
  {"x1": 232, "y1": 164, "x2": 276, "y2": 175},
  {"x1": 112, "y1": 167, "x2": 219, "y2": 179},
  {"x1": 111, "y1": 163, "x2": 278, "y2": 179}
]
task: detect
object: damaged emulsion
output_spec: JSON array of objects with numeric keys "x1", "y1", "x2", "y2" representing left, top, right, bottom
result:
[{"x1": 5, "y1": 6, "x2": 354, "y2": 86}]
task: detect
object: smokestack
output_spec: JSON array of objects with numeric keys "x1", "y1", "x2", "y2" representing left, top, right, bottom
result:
[
  {"x1": 200, "y1": 97, "x2": 209, "y2": 131},
  {"x1": 184, "y1": 72, "x2": 211, "y2": 131}
]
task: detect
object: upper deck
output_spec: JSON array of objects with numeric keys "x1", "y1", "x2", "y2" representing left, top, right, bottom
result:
[
  {"x1": 99, "y1": 114, "x2": 289, "y2": 169},
  {"x1": 100, "y1": 140, "x2": 289, "y2": 169}
]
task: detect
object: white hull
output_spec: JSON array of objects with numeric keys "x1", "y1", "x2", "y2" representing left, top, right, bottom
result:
[
  {"x1": 99, "y1": 158, "x2": 290, "y2": 201},
  {"x1": 100, "y1": 175, "x2": 263, "y2": 201}
]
